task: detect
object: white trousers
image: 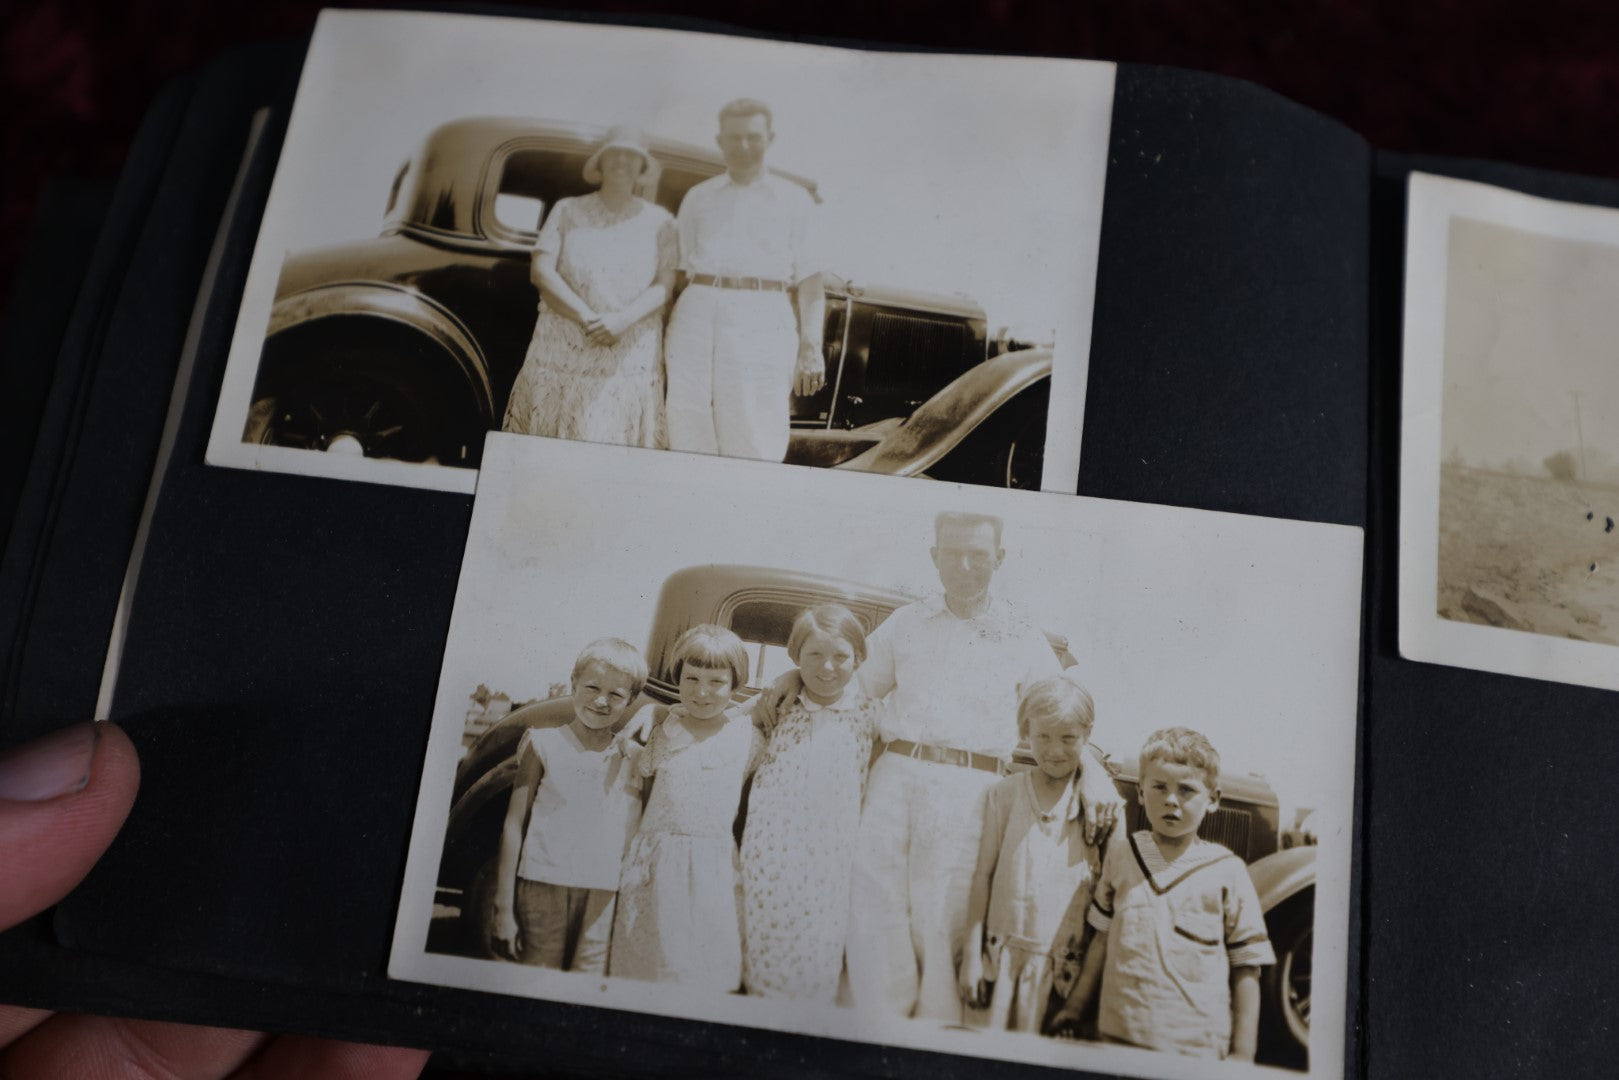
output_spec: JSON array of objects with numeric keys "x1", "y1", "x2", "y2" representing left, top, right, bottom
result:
[
  {"x1": 664, "y1": 285, "x2": 797, "y2": 461},
  {"x1": 845, "y1": 752, "x2": 999, "y2": 1023}
]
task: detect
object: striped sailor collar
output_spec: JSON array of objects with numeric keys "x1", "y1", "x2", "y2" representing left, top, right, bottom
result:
[{"x1": 1127, "y1": 829, "x2": 1238, "y2": 895}]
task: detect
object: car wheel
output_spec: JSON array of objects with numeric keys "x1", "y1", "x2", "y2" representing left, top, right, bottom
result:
[
  {"x1": 247, "y1": 320, "x2": 490, "y2": 466},
  {"x1": 1259, "y1": 889, "x2": 1313, "y2": 1068}
]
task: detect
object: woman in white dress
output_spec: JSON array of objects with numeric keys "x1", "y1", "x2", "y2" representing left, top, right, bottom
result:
[{"x1": 501, "y1": 126, "x2": 677, "y2": 446}]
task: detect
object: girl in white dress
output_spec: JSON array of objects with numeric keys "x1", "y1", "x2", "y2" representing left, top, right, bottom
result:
[
  {"x1": 740, "y1": 604, "x2": 881, "y2": 1000},
  {"x1": 611, "y1": 625, "x2": 762, "y2": 989},
  {"x1": 959, "y1": 676, "x2": 1104, "y2": 1033}
]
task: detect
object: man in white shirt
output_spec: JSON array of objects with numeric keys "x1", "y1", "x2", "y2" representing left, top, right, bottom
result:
[
  {"x1": 665, "y1": 98, "x2": 825, "y2": 461},
  {"x1": 758, "y1": 512, "x2": 1121, "y2": 1022}
]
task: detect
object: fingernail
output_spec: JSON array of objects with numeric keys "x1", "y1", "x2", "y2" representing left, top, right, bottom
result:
[{"x1": 0, "y1": 723, "x2": 103, "y2": 801}]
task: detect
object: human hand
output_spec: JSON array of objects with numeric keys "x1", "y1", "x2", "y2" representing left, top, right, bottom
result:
[
  {"x1": 1046, "y1": 1004, "x2": 1086, "y2": 1040},
  {"x1": 957, "y1": 952, "x2": 990, "y2": 1010},
  {"x1": 793, "y1": 342, "x2": 825, "y2": 397},
  {"x1": 1078, "y1": 755, "x2": 1122, "y2": 847},
  {"x1": 581, "y1": 314, "x2": 613, "y2": 346},
  {"x1": 584, "y1": 310, "x2": 633, "y2": 346},
  {"x1": 0, "y1": 723, "x2": 430, "y2": 1079},
  {"x1": 490, "y1": 901, "x2": 521, "y2": 962},
  {"x1": 753, "y1": 671, "x2": 802, "y2": 735}
]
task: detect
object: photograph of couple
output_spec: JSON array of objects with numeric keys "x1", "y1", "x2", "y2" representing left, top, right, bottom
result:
[
  {"x1": 502, "y1": 101, "x2": 823, "y2": 462},
  {"x1": 391, "y1": 434, "x2": 1362, "y2": 1080},
  {"x1": 205, "y1": 10, "x2": 1114, "y2": 493}
]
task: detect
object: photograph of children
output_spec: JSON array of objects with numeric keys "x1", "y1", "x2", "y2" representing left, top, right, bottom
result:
[
  {"x1": 205, "y1": 9, "x2": 1114, "y2": 495},
  {"x1": 390, "y1": 434, "x2": 1361, "y2": 1080},
  {"x1": 1401, "y1": 173, "x2": 1619, "y2": 691}
]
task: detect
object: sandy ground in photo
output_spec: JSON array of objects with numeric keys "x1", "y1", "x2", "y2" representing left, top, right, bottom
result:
[{"x1": 1437, "y1": 464, "x2": 1619, "y2": 644}]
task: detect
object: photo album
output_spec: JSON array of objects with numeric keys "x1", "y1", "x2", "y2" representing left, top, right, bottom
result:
[{"x1": 3, "y1": 6, "x2": 1618, "y2": 1080}]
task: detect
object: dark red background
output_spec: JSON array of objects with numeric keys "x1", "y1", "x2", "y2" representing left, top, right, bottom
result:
[
  {"x1": 7, "y1": 0, "x2": 1619, "y2": 305},
  {"x1": 3, "y1": 4, "x2": 1617, "y2": 1074}
]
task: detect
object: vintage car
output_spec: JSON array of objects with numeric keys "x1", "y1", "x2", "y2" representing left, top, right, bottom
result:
[
  {"x1": 243, "y1": 118, "x2": 1052, "y2": 488},
  {"x1": 433, "y1": 565, "x2": 1315, "y2": 1067}
]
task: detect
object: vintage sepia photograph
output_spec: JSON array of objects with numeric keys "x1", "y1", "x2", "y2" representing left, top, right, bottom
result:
[
  {"x1": 390, "y1": 434, "x2": 1362, "y2": 1080},
  {"x1": 205, "y1": 10, "x2": 1114, "y2": 494},
  {"x1": 1402, "y1": 173, "x2": 1619, "y2": 690}
]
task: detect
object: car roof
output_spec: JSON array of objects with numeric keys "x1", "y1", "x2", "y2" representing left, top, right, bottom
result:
[{"x1": 389, "y1": 117, "x2": 822, "y2": 237}]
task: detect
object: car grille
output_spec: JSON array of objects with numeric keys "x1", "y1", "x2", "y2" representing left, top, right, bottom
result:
[
  {"x1": 1198, "y1": 806, "x2": 1253, "y2": 860},
  {"x1": 866, "y1": 312, "x2": 976, "y2": 397}
]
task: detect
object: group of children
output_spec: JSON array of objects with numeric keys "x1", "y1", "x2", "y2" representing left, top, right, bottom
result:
[{"x1": 488, "y1": 603, "x2": 1274, "y2": 1062}]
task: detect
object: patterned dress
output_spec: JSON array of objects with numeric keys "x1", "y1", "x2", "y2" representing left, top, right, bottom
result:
[
  {"x1": 739, "y1": 685, "x2": 881, "y2": 1000},
  {"x1": 610, "y1": 709, "x2": 761, "y2": 989},
  {"x1": 502, "y1": 193, "x2": 677, "y2": 447}
]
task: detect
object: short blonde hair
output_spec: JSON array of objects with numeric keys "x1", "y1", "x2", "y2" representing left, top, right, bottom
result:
[
  {"x1": 786, "y1": 604, "x2": 868, "y2": 665},
  {"x1": 570, "y1": 638, "x2": 648, "y2": 699},
  {"x1": 1017, "y1": 675, "x2": 1095, "y2": 740},
  {"x1": 671, "y1": 624, "x2": 750, "y2": 692},
  {"x1": 1139, "y1": 726, "x2": 1221, "y2": 791}
]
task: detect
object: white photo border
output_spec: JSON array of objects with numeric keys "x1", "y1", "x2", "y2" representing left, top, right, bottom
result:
[
  {"x1": 390, "y1": 433, "x2": 1361, "y2": 1080},
  {"x1": 1400, "y1": 172, "x2": 1619, "y2": 691},
  {"x1": 204, "y1": 9, "x2": 1115, "y2": 495}
]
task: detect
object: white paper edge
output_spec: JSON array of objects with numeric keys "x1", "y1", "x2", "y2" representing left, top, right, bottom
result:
[
  {"x1": 1399, "y1": 172, "x2": 1619, "y2": 691},
  {"x1": 389, "y1": 434, "x2": 1362, "y2": 1080},
  {"x1": 202, "y1": 8, "x2": 1115, "y2": 497}
]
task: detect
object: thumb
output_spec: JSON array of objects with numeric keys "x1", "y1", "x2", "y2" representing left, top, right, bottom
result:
[{"x1": 0, "y1": 723, "x2": 140, "y2": 931}]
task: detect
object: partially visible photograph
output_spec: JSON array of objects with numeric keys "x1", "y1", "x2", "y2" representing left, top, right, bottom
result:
[
  {"x1": 390, "y1": 434, "x2": 1363, "y2": 1080},
  {"x1": 206, "y1": 10, "x2": 1114, "y2": 493},
  {"x1": 1402, "y1": 173, "x2": 1619, "y2": 690}
]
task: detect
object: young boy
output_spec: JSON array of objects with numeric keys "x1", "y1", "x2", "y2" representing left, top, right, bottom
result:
[
  {"x1": 1048, "y1": 727, "x2": 1274, "y2": 1060},
  {"x1": 489, "y1": 638, "x2": 648, "y2": 974}
]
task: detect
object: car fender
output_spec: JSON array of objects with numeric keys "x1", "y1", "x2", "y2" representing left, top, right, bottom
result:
[
  {"x1": 265, "y1": 281, "x2": 495, "y2": 416},
  {"x1": 1245, "y1": 843, "x2": 1316, "y2": 912},
  {"x1": 835, "y1": 347, "x2": 1052, "y2": 477}
]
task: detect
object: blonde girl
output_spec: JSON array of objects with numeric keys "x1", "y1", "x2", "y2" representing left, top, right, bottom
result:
[
  {"x1": 610, "y1": 625, "x2": 761, "y2": 988},
  {"x1": 490, "y1": 638, "x2": 647, "y2": 973},
  {"x1": 959, "y1": 675, "x2": 1104, "y2": 1032}
]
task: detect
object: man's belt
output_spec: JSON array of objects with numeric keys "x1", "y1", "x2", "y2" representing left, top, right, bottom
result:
[
  {"x1": 688, "y1": 273, "x2": 790, "y2": 292},
  {"x1": 883, "y1": 738, "x2": 1008, "y2": 775}
]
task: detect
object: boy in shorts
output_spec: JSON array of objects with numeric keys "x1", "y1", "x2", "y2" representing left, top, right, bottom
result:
[{"x1": 1049, "y1": 727, "x2": 1274, "y2": 1060}]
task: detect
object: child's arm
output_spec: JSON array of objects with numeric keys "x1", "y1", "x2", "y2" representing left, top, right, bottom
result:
[
  {"x1": 1228, "y1": 965, "x2": 1261, "y2": 1061},
  {"x1": 1075, "y1": 745, "x2": 1123, "y2": 846},
  {"x1": 958, "y1": 787, "x2": 1005, "y2": 1009},
  {"x1": 1048, "y1": 829, "x2": 1120, "y2": 1037},
  {"x1": 490, "y1": 736, "x2": 545, "y2": 961},
  {"x1": 613, "y1": 703, "x2": 660, "y2": 770},
  {"x1": 1048, "y1": 930, "x2": 1107, "y2": 1038},
  {"x1": 1222, "y1": 860, "x2": 1276, "y2": 1061},
  {"x1": 621, "y1": 705, "x2": 667, "y2": 780}
]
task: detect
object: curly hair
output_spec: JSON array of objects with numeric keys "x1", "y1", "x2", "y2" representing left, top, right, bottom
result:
[{"x1": 1138, "y1": 726, "x2": 1221, "y2": 791}]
